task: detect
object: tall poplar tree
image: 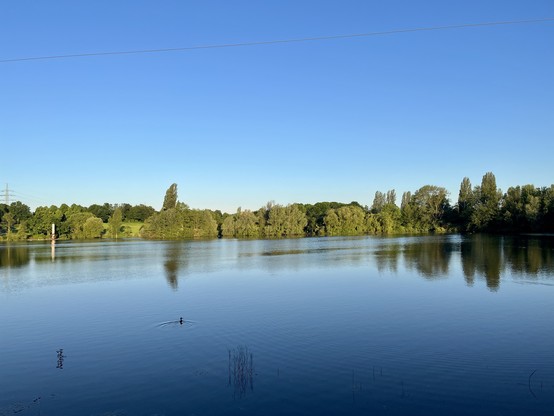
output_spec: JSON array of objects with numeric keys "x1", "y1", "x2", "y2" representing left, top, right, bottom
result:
[
  {"x1": 108, "y1": 207, "x2": 123, "y2": 239},
  {"x1": 470, "y1": 172, "x2": 501, "y2": 231},
  {"x1": 162, "y1": 183, "x2": 178, "y2": 211},
  {"x1": 371, "y1": 191, "x2": 386, "y2": 213},
  {"x1": 386, "y1": 190, "x2": 397, "y2": 206},
  {"x1": 457, "y1": 177, "x2": 474, "y2": 229}
]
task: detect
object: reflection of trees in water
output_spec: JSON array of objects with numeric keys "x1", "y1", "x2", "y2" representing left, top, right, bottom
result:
[
  {"x1": 403, "y1": 239, "x2": 453, "y2": 279},
  {"x1": 245, "y1": 238, "x2": 312, "y2": 272},
  {"x1": 374, "y1": 244, "x2": 401, "y2": 273},
  {"x1": 503, "y1": 236, "x2": 554, "y2": 276},
  {"x1": 461, "y1": 235, "x2": 502, "y2": 291},
  {"x1": 482, "y1": 238, "x2": 502, "y2": 291},
  {"x1": 0, "y1": 244, "x2": 30, "y2": 268},
  {"x1": 461, "y1": 241, "x2": 476, "y2": 287},
  {"x1": 461, "y1": 235, "x2": 554, "y2": 290},
  {"x1": 164, "y1": 243, "x2": 189, "y2": 290},
  {"x1": 228, "y1": 346, "x2": 254, "y2": 399},
  {"x1": 242, "y1": 237, "x2": 381, "y2": 272},
  {"x1": 164, "y1": 254, "x2": 178, "y2": 290}
]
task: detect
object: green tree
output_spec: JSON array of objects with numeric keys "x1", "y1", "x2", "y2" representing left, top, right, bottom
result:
[
  {"x1": 386, "y1": 190, "x2": 397, "y2": 206},
  {"x1": 304, "y1": 202, "x2": 345, "y2": 236},
  {"x1": 502, "y1": 184, "x2": 541, "y2": 232},
  {"x1": 365, "y1": 214, "x2": 381, "y2": 234},
  {"x1": 540, "y1": 185, "x2": 554, "y2": 232},
  {"x1": 400, "y1": 191, "x2": 419, "y2": 232},
  {"x1": 264, "y1": 204, "x2": 307, "y2": 237},
  {"x1": 233, "y1": 209, "x2": 260, "y2": 237},
  {"x1": 469, "y1": 172, "x2": 502, "y2": 231},
  {"x1": 9, "y1": 201, "x2": 32, "y2": 224},
  {"x1": 371, "y1": 191, "x2": 386, "y2": 213},
  {"x1": 15, "y1": 221, "x2": 30, "y2": 241},
  {"x1": 481, "y1": 172, "x2": 501, "y2": 205},
  {"x1": 118, "y1": 203, "x2": 132, "y2": 220},
  {"x1": 457, "y1": 177, "x2": 474, "y2": 230},
  {"x1": 127, "y1": 204, "x2": 156, "y2": 222},
  {"x1": 521, "y1": 185, "x2": 541, "y2": 227},
  {"x1": 63, "y1": 204, "x2": 87, "y2": 223},
  {"x1": 141, "y1": 208, "x2": 182, "y2": 239},
  {"x1": 29, "y1": 205, "x2": 63, "y2": 238},
  {"x1": 2, "y1": 212, "x2": 14, "y2": 240},
  {"x1": 324, "y1": 205, "x2": 366, "y2": 236},
  {"x1": 108, "y1": 207, "x2": 123, "y2": 238},
  {"x1": 142, "y1": 207, "x2": 218, "y2": 239},
  {"x1": 323, "y1": 209, "x2": 340, "y2": 235},
  {"x1": 88, "y1": 203, "x2": 114, "y2": 222},
  {"x1": 162, "y1": 183, "x2": 178, "y2": 211},
  {"x1": 377, "y1": 203, "x2": 401, "y2": 234},
  {"x1": 181, "y1": 209, "x2": 219, "y2": 238},
  {"x1": 0, "y1": 202, "x2": 32, "y2": 239},
  {"x1": 411, "y1": 185, "x2": 449, "y2": 231},
  {"x1": 221, "y1": 215, "x2": 236, "y2": 237},
  {"x1": 67, "y1": 212, "x2": 95, "y2": 239},
  {"x1": 82, "y1": 217, "x2": 104, "y2": 239},
  {"x1": 264, "y1": 205, "x2": 287, "y2": 237},
  {"x1": 284, "y1": 204, "x2": 308, "y2": 236}
]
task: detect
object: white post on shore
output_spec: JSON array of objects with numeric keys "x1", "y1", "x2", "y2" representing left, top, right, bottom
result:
[{"x1": 51, "y1": 223, "x2": 56, "y2": 262}]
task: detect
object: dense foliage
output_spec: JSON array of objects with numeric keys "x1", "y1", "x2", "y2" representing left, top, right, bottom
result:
[
  {"x1": 0, "y1": 201, "x2": 156, "y2": 241},
  {"x1": 456, "y1": 174, "x2": 554, "y2": 233},
  {"x1": 221, "y1": 203, "x2": 307, "y2": 238},
  {"x1": 1, "y1": 173, "x2": 553, "y2": 241},
  {"x1": 142, "y1": 203, "x2": 218, "y2": 239}
]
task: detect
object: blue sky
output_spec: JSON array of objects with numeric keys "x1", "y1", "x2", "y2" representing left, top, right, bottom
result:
[{"x1": 2, "y1": 1, "x2": 553, "y2": 213}]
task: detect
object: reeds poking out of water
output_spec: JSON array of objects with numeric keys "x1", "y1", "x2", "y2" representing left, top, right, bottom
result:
[
  {"x1": 228, "y1": 346, "x2": 254, "y2": 399},
  {"x1": 56, "y1": 349, "x2": 65, "y2": 369}
]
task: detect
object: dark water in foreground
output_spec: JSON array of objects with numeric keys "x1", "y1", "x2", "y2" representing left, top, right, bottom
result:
[{"x1": 0, "y1": 235, "x2": 553, "y2": 416}]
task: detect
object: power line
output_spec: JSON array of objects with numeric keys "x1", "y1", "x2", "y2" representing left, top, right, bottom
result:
[
  {"x1": 1, "y1": 17, "x2": 553, "y2": 64},
  {"x1": 0, "y1": 186, "x2": 49, "y2": 206},
  {"x1": 12, "y1": 191, "x2": 49, "y2": 204}
]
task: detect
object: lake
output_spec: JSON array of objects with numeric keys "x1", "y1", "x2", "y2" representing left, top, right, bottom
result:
[{"x1": 1, "y1": 234, "x2": 553, "y2": 415}]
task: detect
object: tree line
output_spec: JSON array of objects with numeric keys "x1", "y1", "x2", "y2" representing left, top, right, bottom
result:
[
  {"x1": 0, "y1": 202, "x2": 155, "y2": 241},
  {"x1": 1, "y1": 172, "x2": 553, "y2": 241}
]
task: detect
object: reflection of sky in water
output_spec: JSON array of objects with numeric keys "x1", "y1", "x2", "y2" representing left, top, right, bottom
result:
[{"x1": 0, "y1": 236, "x2": 553, "y2": 415}]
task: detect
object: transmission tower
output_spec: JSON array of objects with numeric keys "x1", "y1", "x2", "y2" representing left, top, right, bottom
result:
[{"x1": 0, "y1": 183, "x2": 16, "y2": 205}]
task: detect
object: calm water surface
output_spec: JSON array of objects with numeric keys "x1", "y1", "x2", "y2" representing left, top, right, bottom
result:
[{"x1": 1, "y1": 235, "x2": 553, "y2": 415}]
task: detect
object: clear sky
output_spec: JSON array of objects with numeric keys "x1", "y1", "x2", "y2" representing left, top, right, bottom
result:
[{"x1": 2, "y1": 1, "x2": 553, "y2": 213}]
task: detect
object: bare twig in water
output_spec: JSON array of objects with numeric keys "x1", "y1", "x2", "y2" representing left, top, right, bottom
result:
[{"x1": 528, "y1": 369, "x2": 537, "y2": 399}]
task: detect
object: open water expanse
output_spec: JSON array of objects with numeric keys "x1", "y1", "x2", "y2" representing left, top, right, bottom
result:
[{"x1": 0, "y1": 234, "x2": 553, "y2": 416}]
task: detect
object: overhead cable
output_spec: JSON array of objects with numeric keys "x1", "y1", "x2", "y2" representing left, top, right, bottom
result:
[{"x1": 1, "y1": 17, "x2": 553, "y2": 64}]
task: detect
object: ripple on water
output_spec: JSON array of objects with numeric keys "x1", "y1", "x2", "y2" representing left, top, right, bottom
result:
[{"x1": 155, "y1": 319, "x2": 196, "y2": 329}]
